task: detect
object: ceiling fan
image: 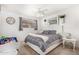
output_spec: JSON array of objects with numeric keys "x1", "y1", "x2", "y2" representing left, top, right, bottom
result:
[{"x1": 36, "y1": 8, "x2": 48, "y2": 18}]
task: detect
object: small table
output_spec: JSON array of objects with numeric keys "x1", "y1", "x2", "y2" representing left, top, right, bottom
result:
[{"x1": 63, "y1": 38, "x2": 76, "y2": 51}]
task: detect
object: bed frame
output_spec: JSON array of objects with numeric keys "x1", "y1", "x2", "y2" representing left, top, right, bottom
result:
[{"x1": 26, "y1": 39, "x2": 62, "y2": 55}]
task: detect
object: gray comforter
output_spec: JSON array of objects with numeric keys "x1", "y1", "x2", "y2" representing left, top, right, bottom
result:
[
  {"x1": 38, "y1": 33, "x2": 62, "y2": 45},
  {"x1": 25, "y1": 35, "x2": 47, "y2": 52},
  {"x1": 25, "y1": 34, "x2": 62, "y2": 52}
]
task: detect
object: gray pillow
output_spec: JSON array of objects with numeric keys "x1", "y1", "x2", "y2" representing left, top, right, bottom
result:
[
  {"x1": 42, "y1": 30, "x2": 49, "y2": 34},
  {"x1": 42, "y1": 30, "x2": 56, "y2": 34},
  {"x1": 48, "y1": 30, "x2": 56, "y2": 34}
]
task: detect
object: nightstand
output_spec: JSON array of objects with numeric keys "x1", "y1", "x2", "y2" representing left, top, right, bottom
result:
[{"x1": 63, "y1": 38, "x2": 76, "y2": 51}]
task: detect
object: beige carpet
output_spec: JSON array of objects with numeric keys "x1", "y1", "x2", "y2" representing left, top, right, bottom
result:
[{"x1": 17, "y1": 42, "x2": 79, "y2": 55}]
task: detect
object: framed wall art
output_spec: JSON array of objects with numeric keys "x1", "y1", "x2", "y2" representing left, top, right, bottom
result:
[
  {"x1": 48, "y1": 17, "x2": 57, "y2": 25},
  {"x1": 19, "y1": 17, "x2": 38, "y2": 31}
]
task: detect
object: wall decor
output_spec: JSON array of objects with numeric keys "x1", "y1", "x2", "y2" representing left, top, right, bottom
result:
[
  {"x1": 6, "y1": 17, "x2": 15, "y2": 25},
  {"x1": 58, "y1": 14, "x2": 66, "y2": 34},
  {"x1": 19, "y1": 17, "x2": 23, "y2": 31},
  {"x1": 19, "y1": 17, "x2": 38, "y2": 31},
  {"x1": 58, "y1": 14, "x2": 66, "y2": 24},
  {"x1": 48, "y1": 17, "x2": 57, "y2": 25}
]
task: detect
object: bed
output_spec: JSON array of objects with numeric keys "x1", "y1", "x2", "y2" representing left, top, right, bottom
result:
[{"x1": 24, "y1": 30, "x2": 62, "y2": 55}]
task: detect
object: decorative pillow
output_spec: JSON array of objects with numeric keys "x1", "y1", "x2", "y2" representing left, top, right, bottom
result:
[
  {"x1": 10, "y1": 37, "x2": 17, "y2": 42},
  {"x1": 0, "y1": 39, "x2": 5, "y2": 45},
  {"x1": 42, "y1": 30, "x2": 49, "y2": 34},
  {"x1": 42, "y1": 30, "x2": 56, "y2": 34},
  {"x1": 48, "y1": 30, "x2": 56, "y2": 34},
  {"x1": 0, "y1": 37, "x2": 17, "y2": 45}
]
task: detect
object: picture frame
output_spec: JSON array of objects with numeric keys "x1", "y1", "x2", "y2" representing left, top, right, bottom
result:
[
  {"x1": 19, "y1": 17, "x2": 38, "y2": 31},
  {"x1": 48, "y1": 17, "x2": 57, "y2": 25}
]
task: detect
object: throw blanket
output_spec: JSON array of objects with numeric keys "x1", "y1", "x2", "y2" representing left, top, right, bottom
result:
[{"x1": 25, "y1": 33, "x2": 49, "y2": 52}]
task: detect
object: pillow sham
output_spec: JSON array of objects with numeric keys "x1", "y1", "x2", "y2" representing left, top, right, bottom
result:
[
  {"x1": 42, "y1": 30, "x2": 56, "y2": 34},
  {"x1": 42, "y1": 30, "x2": 49, "y2": 34},
  {"x1": 48, "y1": 30, "x2": 56, "y2": 34}
]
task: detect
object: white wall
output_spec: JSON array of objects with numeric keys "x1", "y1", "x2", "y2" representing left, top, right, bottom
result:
[
  {"x1": 54, "y1": 6, "x2": 79, "y2": 39},
  {"x1": 0, "y1": 5, "x2": 46, "y2": 42},
  {"x1": 42, "y1": 6, "x2": 79, "y2": 38},
  {"x1": 41, "y1": 6, "x2": 79, "y2": 48},
  {"x1": 0, "y1": 11, "x2": 39, "y2": 41},
  {"x1": 63, "y1": 6, "x2": 79, "y2": 48},
  {"x1": 1, "y1": 5, "x2": 79, "y2": 47}
]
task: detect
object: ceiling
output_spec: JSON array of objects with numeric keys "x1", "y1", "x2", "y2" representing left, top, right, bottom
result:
[{"x1": 0, "y1": 4, "x2": 77, "y2": 17}]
